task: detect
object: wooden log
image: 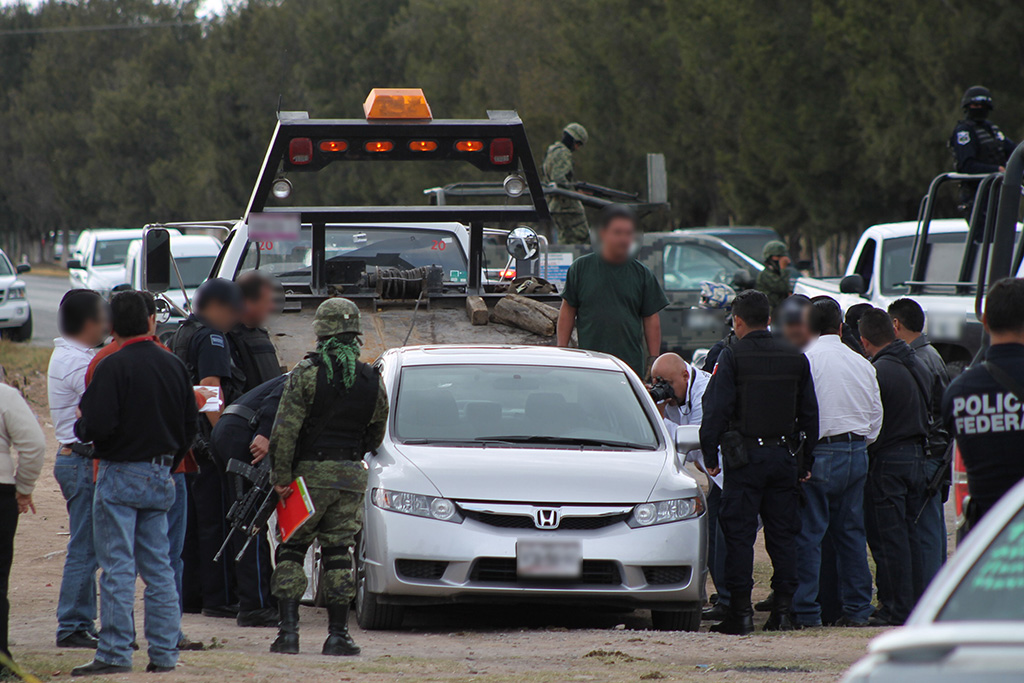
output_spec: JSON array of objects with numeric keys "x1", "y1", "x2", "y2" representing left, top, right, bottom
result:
[
  {"x1": 466, "y1": 296, "x2": 489, "y2": 326},
  {"x1": 492, "y1": 294, "x2": 559, "y2": 336}
]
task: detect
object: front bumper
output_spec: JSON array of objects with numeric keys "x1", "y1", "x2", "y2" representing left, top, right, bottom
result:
[
  {"x1": 0, "y1": 299, "x2": 30, "y2": 328},
  {"x1": 363, "y1": 504, "x2": 707, "y2": 609}
]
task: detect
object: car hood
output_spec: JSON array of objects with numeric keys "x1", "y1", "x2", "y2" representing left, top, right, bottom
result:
[
  {"x1": 392, "y1": 443, "x2": 666, "y2": 504},
  {"x1": 89, "y1": 265, "x2": 126, "y2": 285}
]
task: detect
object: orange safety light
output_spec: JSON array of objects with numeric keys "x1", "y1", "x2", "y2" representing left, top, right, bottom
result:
[
  {"x1": 319, "y1": 140, "x2": 348, "y2": 153},
  {"x1": 499, "y1": 268, "x2": 516, "y2": 280},
  {"x1": 363, "y1": 88, "x2": 433, "y2": 120},
  {"x1": 365, "y1": 140, "x2": 394, "y2": 153},
  {"x1": 408, "y1": 140, "x2": 438, "y2": 152},
  {"x1": 455, "y1": 140, "x2": 484, "y2": 152}
]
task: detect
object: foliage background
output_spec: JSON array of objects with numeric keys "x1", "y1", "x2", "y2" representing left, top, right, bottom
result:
[{"x1": 1, "y1": 0, "x2": 1022, "y2": 270}]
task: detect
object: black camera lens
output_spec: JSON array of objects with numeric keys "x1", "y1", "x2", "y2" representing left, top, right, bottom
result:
[{"x1": 648, "y1": 380, "x2": 675, "y2": 403}]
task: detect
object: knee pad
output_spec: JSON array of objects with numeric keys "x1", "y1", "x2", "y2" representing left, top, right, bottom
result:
[
  {"x1": 321, "y1": 545, "x2": 352, "y2": 571},
  {"x1": 276, "y1": 546, "x2": 307, "y2": 566}
]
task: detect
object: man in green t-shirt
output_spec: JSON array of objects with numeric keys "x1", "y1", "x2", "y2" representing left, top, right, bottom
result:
[{"x1": 557, "y1": 204, "x2": 669, "y2": 378}]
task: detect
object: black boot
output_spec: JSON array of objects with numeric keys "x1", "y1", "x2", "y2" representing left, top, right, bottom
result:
[
  {"x1": 709, "y1": 593, "x2": 754, "y2": 635},
  {"x1": 763, "y1": 593, "x2": 797, "y2": 632},
  {"x1": 322, "y1": 604, "x2": 360, "y2": 656},
  {"x1": 269, "y1": 599, "x2": 300, "y2": 654},
  {"x1": 754, "y1": 590, "x2": 775, "y2": 612}
]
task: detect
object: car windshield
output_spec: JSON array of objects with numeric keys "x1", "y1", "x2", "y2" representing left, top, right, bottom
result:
[
  {"x1": 171, "y1": 256, "x2": 217, "y2": 289},
  {"x1": 663, "y1": 242, "x2": 751, "y2": 291},
  {"x1": 880, "y1": 233, "x2": 967, "y2": 295},
  {"x1": 93, "y1": 238, "x2": 136, "y2": 266},
  {"x1": 936, "y1": 504, "x2": 1024, "y2": 622},
  {"x1": 0, "y1": 255, "x2": 12, "y2": 276},
  {"x1": 394, "y1": 364, "x2": 659, "y2": 449},
  {"x1": 248, "y1": 226, "x2": 470, "y2": 287}
]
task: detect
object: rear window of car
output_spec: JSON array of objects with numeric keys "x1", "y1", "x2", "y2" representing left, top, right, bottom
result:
[{"x1": 936, "y1": 506, "x2": 1024, "y2": 622}]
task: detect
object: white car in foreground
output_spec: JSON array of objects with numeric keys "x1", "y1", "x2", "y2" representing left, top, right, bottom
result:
[
  {"x1": 355, "y1": 345, "x2": 707, "y2": 631},
  {"x1": 843, "y1": 477, "x2": 1024, "y2": 682},
  {"x1": 0, "y1": 250, "x2": 32, "y2": 342}
]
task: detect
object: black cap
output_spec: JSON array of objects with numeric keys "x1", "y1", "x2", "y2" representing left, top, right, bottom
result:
[{"x1": 195, "y1": 278, "x2": 243, "y2": 311}]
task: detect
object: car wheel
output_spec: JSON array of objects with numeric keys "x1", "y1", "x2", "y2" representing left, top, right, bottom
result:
[
  {"x1": 6, "y1": 312, "x2": 32, "y2": 343},
  {"x1": 354, "y1": 536, "x2": 404, "y2": 630},
  {"x1": 651, "y1": 603, "x2": 701, "y2": 631}
]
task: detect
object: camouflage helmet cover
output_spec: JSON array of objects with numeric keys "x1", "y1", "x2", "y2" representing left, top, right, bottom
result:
[
  {"x1": 700, "y1": 281, "x2": 736, "y2": 310},
  {"x1": 762, "y1": 240, "x2": 789, "y2": 260},
  {"x1": 563, "y1": 122, "x2": 589, "y2": 145},
  {"x1": 313, "y1": 297, "x2": 361, "y2": 336}
]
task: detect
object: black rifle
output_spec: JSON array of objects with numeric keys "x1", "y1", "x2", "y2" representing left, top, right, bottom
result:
[
  {"x1": 214, "y1": 459, "x2": 277, "y2": 563},
  {"x1": 915, "y1": 442, "x2": 954, "y2": 523},
  {"x1": 573, "y1": 181, "x2": 640, "y2": 202}
]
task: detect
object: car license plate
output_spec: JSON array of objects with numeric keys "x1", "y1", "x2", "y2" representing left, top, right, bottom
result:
[{"x1": 516, "y1": 540, "x2": 582, "y2": 578}]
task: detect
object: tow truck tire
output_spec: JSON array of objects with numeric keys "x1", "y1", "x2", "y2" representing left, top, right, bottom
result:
[
  {"x1": 6, "y1": 312, "x2": 32, "y2": 343},
  {"x1": 651, "y1": 603, "x2": 702, "y2": 631},
  {"x1": 354, "y1": 537, "x2": 404, "y2": 630}
]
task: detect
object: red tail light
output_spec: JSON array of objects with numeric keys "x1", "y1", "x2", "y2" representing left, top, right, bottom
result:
[
  {"x1": 953, "y1": 445, "x2": 970, "y2": 521},
  {"x1": 490, "y1": 138, "x2": 513, "y2": 165},
  {"x1": 288, "y1": 138, "x2": 313, "y2": 165},
  {"x1": 499, "y1": 268, "x2": 516, "y2": 280}
]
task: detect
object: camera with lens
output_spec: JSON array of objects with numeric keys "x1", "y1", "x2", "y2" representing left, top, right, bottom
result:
[{"x1": 648, "y1": 379, "x2": 677, "y2": 403}]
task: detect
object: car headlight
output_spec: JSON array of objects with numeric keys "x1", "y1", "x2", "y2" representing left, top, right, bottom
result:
[
  {"x1": 628, "y1": 497, "x2": 704, "y2": 528},
  {"x1": 6, "y1": 286, "x2": 25, "y2": 301},
  {"x1": 371, "y1": 488, "x2": 462, "y2": 523}
]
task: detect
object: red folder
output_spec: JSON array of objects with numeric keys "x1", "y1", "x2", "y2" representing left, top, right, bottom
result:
[{"x1": 276, "y1": 477, "x2": 316, "y2": 543}]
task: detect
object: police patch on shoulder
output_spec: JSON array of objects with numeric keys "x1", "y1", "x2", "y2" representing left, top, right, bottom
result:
[
  {"x1": 957, "y1": 130, "x2": 971, "y2": 145},
  {"x1": 209, "y1": 334, "x2": 225, "y2": 348}
]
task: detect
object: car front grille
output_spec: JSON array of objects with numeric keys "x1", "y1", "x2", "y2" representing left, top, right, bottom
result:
[
  {"x1": 642, "y1": 566, "x2": 691, "y2": 585},
  {"x1": 395, "y1": 559, "x2": 449, "y2": 581},
  {"x1": 463, "y1": 510, "x2": 629, "y2": 531},
  {"x1": 470, "y1": 557, "x2": 622, "y2": 585}
]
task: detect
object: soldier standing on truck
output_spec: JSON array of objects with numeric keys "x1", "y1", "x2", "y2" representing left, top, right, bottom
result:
[
  {"x1": 756, "y1": 240, "x2": 792, "y2": 312},
  {"x1": 267, "y1": 298, "x2": 388, "y2": 657},
  {"x1": 542, "y1": 122, "x2": 590, "y2": 243}
]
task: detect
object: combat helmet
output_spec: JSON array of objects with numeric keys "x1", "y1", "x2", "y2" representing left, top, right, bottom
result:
[
  {"x1": 762, "y1": 240, "x2": 789, "y2": 260},
  {"x1": 313, "y1": 297, "x2": 361, "y2": 337},
  {"x1": 563, "y1": 122, "x2": 589, "y2": 145},
  {"x1": 961, "y1": 85, "x2": 994, "y2": 112}
]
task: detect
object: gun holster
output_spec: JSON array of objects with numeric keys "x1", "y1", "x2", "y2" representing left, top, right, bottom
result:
[{"x1": 721, "y1": 431, "x2": 749, "y2": 469}]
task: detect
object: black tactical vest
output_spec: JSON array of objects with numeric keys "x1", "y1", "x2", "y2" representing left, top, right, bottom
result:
[
  {"x1": 964, "y1": 119, "x2": 1008, "y2": 167},
  {"x1": 229, "y1": 325, "x2": 282, "y2": 392},
  {"x1": 297, "y1": 359, "x2": 379, "y2": 458},
  {"x1": 730, "y1": 332, "x2": 805, "y2": 438},
  {"x1": 170, "y1": 316, "x2": 246, "y2": 406}
]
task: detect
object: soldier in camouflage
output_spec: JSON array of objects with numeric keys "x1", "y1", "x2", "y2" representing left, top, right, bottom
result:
[
  {"x1": 755, "y1": 240, "x2": 792, "y2": 312},
  {"x1": 267, "y1": 298, "x2": 388, "y2": 657},
  {"x1": 542, "y1": 122, "x2": 590, "y2": 244}
]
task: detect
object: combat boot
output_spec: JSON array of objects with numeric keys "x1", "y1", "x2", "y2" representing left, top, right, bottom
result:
[
  {"x1": 709, "y1": 593, "x2": 754, "y2": 635},
  {"x1": 322, "y1": 604, "x2": 360, "y2": 656},
  {"x1": 762, "y1": 593, "x2": 797, "y2": 632},
  {"x1": 269, "y1": 599, "x2": 300, "y2": 654}
]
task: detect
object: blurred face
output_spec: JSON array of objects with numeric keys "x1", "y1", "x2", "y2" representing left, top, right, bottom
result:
[
  {"x1": 242, "y1": 284, "x2": 275, "y2": 327},
  {"x1": 201, "y1": 300, "x2": 240, "y2": 333},
  {"x1": 783, "y1": 318, "x2": 812, "y2": 349},
  {"x1": 80, "y1": 307, "x2": 110, "y2": 347},
  {"x1": 599, "y1": 217, "x2": 636, "y2": 263}
]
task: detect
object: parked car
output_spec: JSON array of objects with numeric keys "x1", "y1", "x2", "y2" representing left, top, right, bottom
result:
[
  {"x1": 843, "y1": 476, "x2": 1024, "y2": 682},
  {"x1": 68, "y1": 228, "x2": 180, "y2": 297},
  {"x1": 0, "y1": 249, "x2": 32, "y2": 342},
  {"x1": 356, "y1": 345, "x2": 707, "y2": 631},
  {"x1": 676, "y1": 226, "x2": 782, "y2": 263}
]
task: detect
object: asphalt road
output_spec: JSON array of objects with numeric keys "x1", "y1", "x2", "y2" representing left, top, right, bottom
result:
[{"x1": 22, "y1": 273, "x2": 71, "y2": 347}]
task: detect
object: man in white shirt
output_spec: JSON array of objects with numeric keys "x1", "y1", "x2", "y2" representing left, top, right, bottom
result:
[
  {"x1": 793, "y1": 297, "x2": 882, "y2": 628},
  {"x1": 47, "y1": 289, "x2": 108, "y2": 649},
  {"x1": 650, "y1": 353, "x2": 729, "y2": 619}
]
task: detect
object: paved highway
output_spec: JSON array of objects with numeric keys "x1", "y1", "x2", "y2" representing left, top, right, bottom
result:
[{"x1": 22, "y1": 274, "x2": 71, "y2": 347}]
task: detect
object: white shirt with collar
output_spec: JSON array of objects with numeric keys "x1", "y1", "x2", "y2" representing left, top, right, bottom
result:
[
  {"x1": 803, "y1": 334, "x2": 883, "y2": 444},
  {"x1": 660, "y1": 362, "x2": 724, "y2": 487},
  {"x1": 47, "y1": 337, "x2": 95, "y2": 445}
]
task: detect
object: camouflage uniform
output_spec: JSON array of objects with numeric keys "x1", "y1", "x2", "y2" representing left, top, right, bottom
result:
[
  {"x1": 542, "y1": 123, "x2": 590, "y2": 244},
  {"x1": 756, "y1": 262, "x2": 791, "y2": 311}
]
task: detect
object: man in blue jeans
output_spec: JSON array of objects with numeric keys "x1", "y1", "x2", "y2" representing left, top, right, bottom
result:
[
  {"x1": 71, "y1": 291, "x2": 198, "y2": 676},
  {"x1": 794, "y1": 298, "x2": 882, "y2": 627},
  {"x1": 47, "y1": 289, "x2": 108, "y2": 649}
]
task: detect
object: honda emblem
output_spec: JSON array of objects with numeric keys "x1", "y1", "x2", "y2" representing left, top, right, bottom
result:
[{"x1": 534, "y1": 508, "x2": 560, "y2": 529}]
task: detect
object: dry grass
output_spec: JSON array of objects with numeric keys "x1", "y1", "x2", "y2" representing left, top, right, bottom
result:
[{"x1": 0, "y1": 341, "x2": 51, "y2": 385}]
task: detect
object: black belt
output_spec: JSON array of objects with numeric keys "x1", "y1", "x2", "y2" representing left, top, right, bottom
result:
[
  {"x1": 298, "y1": 447, "x2": 363, "y2": 463},
  {"x1": 59, "y1": 443, "x2": 94, "y2": 457},
  {"x1": 818, "y1": 432, "x2": 866, "y2": 445},
  {"x1": 742, "y1": 436, "x2": 789, "y2": 450},
  {"x1": 223, "y1": 405, "x2": 258, "y2": 422}
]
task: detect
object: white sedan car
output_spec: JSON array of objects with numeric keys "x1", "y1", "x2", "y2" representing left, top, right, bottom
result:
[
  {"x1": 0, "y1": 250, "x2": 32, "y2": 342},
  {"x1": 355, "y1": 345, "x2": 707, "y2": 631}
]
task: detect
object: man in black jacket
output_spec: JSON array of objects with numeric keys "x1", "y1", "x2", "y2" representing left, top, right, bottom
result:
[
  {"x1": 858, "y1": 307, "x2": 931, "y2": 626},
  {"x1": 71, "y1": 291, "x2": 198, "y2": 676},
  {"x1": 229, "y1": 271, "x2": 282, "y2": 393}
]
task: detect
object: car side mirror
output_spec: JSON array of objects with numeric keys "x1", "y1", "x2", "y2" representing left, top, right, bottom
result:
[
  {"x1": 66, "y1": 259, "x2": 83, "y2": 270},
  {"x1": 732, "y1": 269, "x2": 755, "y2": 290},
  {"x1": 794, "y1": 259, "x2": 812, "y2": 273},
  {"x1": 15, "y1": 264, "x2": 31, "y2": 274},
  {"x1": 506, "y1": 226, "x2": 540, "y2": 261},
  {"x1": 142, "y1": 228, "x2": 172, "y2": 293},
  {"x1": 840, "y1": 274, "x2": 867, "y2": 295},
  {"x1": 674, "y1": 424, "x2": 701, "y2": 454}
]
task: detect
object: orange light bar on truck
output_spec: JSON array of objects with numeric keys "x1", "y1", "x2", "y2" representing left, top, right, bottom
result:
[
  {"x1": 455, "y1": 140, "x2": 484, "y2": 152},
  {"x1": 408, "y1": 140, "x2": 438, "y2": 152},
  {"x1": 319, "y1": 140, "x2": 348, "y2": 152},
  {"x1": 365, "y1": 141, "x2": 394, "y2": 153},
  {"x1": 363, "y1": 88, "x2": 433, "y2": 120}
]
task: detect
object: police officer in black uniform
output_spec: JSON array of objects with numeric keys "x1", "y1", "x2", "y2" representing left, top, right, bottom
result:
[
  {"x1": 943, "y1": 278, "x2": 1024, "y2": 530},
  {"x1": 950, "y1": 86, "x2": 1016, "y2": 214},
  {"x1": 229, "y1": 271, "x2": 282, "y2": 393},
  {"x1": 210, "y1": 375, "x2": 287, "y2": 627},
  {"x1": 700, "y1": 290, "x2": 819, "y2": 634},
  {"x1": 172, "y1": 278, "x2": 246, "y2": 619}
]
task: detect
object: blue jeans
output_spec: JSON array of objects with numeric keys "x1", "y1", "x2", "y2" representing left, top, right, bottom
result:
[
  {"x1": 917, "y1": 458, "x2": 947, "y2": 593},
  {"x1": 93, "y1": 461, "x2": 180, "y2": 669},
  {"x1": 794, "y1": 441, "x2": 873, "y2": 625},
  {"x1": 167, "y1": 473, "x2": 187, "y2": 611},
  {"x1": 865, "y1": 443, "x2": 927, "y2": 624},
  {"x1": 53, "y1": 454, "x2": 98, "y2": 640},
  {"x1": 705, "y1": 484, "x2": 730, "y2": 606}
]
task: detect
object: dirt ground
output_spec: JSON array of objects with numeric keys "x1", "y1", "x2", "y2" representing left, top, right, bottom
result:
[{"x1": 5, "y1": 371, "x2": 923, "y2": 683}]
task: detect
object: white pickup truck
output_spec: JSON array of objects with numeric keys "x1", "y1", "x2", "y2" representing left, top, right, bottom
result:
[{"x1": 794, "y1": 219, "x2": 982, "y2": 374}]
